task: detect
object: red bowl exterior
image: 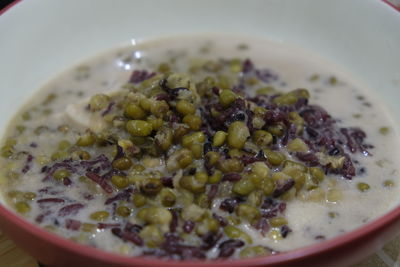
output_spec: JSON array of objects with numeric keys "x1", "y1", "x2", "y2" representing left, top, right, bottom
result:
[{"x1": 0, "y1": 202, "x2": 399, "y2": 267}]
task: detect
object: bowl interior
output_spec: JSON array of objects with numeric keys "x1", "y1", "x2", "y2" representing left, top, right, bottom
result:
[
  {"x1": 1, "y1": 0, "x2": 400, "y2": 129},
  {"x1": 0, "y1": 0, "x2": 400, "y2": 265}
]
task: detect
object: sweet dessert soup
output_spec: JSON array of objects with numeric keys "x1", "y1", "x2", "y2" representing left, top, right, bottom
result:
[{"x1": 0, "y1": 35, "x2": 398, "y2": 260}]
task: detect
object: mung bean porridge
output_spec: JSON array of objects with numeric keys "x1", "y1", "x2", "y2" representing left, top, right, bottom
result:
[{"x1": 0, "y1": 35, "x2": 398, "y2": 260}]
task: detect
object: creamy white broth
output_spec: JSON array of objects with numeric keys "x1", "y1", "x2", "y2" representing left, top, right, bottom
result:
[{"x1": 0, "y1": 35, "x2": 399, "y2": 258}]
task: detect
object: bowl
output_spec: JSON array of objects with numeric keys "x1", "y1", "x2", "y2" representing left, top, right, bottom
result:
[{"x1": 1, "y1": 1, "x2": 400, "y2": 266}]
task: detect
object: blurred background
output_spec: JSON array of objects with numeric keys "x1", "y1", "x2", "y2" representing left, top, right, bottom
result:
[{"x1": 1, "y1": 0, "x2": 15, "y2": 11}]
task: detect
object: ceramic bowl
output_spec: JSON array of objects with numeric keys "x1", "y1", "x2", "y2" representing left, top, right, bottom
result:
[{"x1": 0, "y1": 1, "x2": 400, "y2": 266}]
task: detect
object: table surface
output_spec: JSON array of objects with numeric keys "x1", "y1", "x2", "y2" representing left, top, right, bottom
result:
[{"x1": 0, "y1": 230, "x2": 399, "y2": 267}]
